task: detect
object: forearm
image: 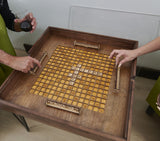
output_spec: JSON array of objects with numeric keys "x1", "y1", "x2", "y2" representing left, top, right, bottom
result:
[
  {"x1": 109, "y1": 37, "x2": 160, "y2": 66},
  {"x1": 0, "y1": 49, "x2": 13, "y2": 67},
  {"x1": 135, "y1": 37, "x2": 160, "y2": 57},
  {"x1": 0, "y1": 49, "x2": 40, "y2": 73}
]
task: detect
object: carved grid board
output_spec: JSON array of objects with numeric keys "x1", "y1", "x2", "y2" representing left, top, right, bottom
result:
[{"x1": 30, "y1": 46, "x2": 115, "y2": 113}]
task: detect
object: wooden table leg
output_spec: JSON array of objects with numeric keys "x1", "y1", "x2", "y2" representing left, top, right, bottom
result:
[
  {"x1": 12, "y1": 113, "x2": 30, "y2": 132},
  {"x1": 145, "y1": 105, "x2": 155, "y2": 116}
]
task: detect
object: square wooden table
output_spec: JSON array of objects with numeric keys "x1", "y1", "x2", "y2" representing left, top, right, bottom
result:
[{"x1": 0, "y1": 27, "x2": 138, "y2": 141}]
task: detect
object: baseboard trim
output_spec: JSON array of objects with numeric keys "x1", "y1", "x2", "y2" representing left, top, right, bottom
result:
[{"x1": 136, "y1": 66, "x2": 160, "y2": 80}]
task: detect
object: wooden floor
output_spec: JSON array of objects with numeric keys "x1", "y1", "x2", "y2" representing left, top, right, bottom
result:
[{"x1": 0, "y1": 76, "x2": 160, "y2": 141}]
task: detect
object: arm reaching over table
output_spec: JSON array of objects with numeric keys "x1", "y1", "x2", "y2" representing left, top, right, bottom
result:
[
  {"x1": 0, "y1": 50, "x2": 40, "y2": 73},
  {"x1": 0, "y1": 0, "x2": 39, "y2": 73},
  {"x1": 109, "y1": 37, "x2": 160, "y2": 67}
]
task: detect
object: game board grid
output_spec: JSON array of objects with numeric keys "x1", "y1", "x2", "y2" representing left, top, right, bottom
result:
[{"x1": 30, "y1": 46, "x2": 115, "y2": 113}]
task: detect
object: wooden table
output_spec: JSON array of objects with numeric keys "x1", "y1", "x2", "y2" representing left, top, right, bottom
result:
[{"x1": 0, "y1": 27, "x2": 138, "y2": 141}]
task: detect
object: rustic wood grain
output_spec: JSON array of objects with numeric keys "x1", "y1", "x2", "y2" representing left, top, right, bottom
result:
[{"x1": 0, "y1": 27, "x2": 138, "y2": 141}]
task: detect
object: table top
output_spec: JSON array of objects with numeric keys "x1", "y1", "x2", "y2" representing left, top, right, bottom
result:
[{"x1": 0, "y1": 27, "x2": 138, "y2": 141}]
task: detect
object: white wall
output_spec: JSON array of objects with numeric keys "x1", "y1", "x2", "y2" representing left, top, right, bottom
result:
[{"x1": 7, "y1": 0, "x2": 160, "y2": 70}]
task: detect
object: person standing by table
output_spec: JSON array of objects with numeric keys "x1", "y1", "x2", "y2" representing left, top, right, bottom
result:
[
  {"x1": 109, "y1": 37, "x2": 160, "y2": 115},
  {"x1": 109, "y1": 37, "x2": 160, "y2": 67},
  {"x1": 0, "y1": 0, "x2": 40, "y2": 74}
]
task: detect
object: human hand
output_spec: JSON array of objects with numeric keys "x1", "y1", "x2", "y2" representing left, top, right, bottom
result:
[
  {"x1": 109, "y1": 49, "x2": 138, "y2": 67},
  {"x1": 14, "y1": 13, "x2": 37, "y2": 33},
  {"x1": 10, "y1": 56, "x2": 41, "y2": 73}
]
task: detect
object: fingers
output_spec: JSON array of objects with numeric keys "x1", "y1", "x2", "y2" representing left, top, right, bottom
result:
[
  {"x1": 109, "y1": 49, "x2": 136, "y2": 67},
  {"x1": 32, "y1": 58, "x2": 41, "y2": 68},
  {"x1": 21, "y1": 57, "x2": 33, "y2": 73},
  {"x1": 26, "y1": 57, "x2": 41, "y2": 73},
  {"x1": 25, "y1": 13, "x2": 37, "y2": 33},
  {"x1": 109, "y1": 50, "x2": 123, "y2": 66},
  {"x1": 15, "y1": 12, "x2": 37, "y2": 33},
  {"x1": 27, "y1": 12, "x2": 33, "y2": 19},
  {"x1": 109, "y1": 50, "x2": 118, "y2": 59},
  {"x1": 109, "y1": 49, "x2": 129, "y2": 67},
  {"x1": 24, "y1": 12, "x2": 33, "y2": 20},
  {"x1": 30, "y1": 17, "x2": 37, "y2": 33},
  {"x1": 14, "y1": 18, "x2": 23, "y2": 23},
  {"x1": 20, "y1": 56, "x2": 40, "y2": 73},
  {"x1": 118, "y1": 58, "x2": 127, "y2": 67},
  {"x1": 115, "y1": 53, "x2": 122, "y2": 67}
]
